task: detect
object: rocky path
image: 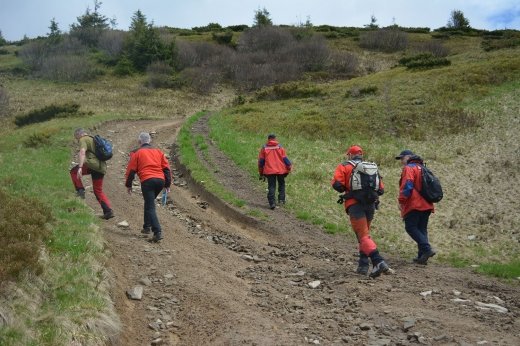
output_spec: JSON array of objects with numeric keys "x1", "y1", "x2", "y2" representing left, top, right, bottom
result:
[{"x1": 85, "y1": 118, "x2": 519, "y2": 345}]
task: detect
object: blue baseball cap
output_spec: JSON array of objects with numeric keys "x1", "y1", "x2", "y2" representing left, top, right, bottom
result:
[{"x1": 395, "y1": 149, "x2": 414, "y2": 159}]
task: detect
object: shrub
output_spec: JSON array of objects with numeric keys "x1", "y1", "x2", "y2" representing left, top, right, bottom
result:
[
  {"x1": 328, "y1": 51, "x2": 359, "y2": 76},
  {"x1": 398, "y1": 53, "x2": 451, "y2": 69},
  {"x1": 97, "y1": 29, "x2": 127, "y2": 61},
  {"x1": 146, "y1": 61, "x2": 176, "y2": 89},
  {"x1": 212, "y1": 31, "x2": 233, "y2": 45},
  {"x1": 0, "y1": 189, "x2": 53, "y2": 282},
  {"x1": 23, "y1": 129, "x2": 58, "y2": 148},
  {"x1": 14, "y1": 103, "x2": 81, "y2": 127},
  {"x1": 179, "y1": 66, "x2": 221, "y2": 94},
  {"x1": 0, "y1": 86, "x2": 8, "y2": 117},
  {"x1": 481, "y1": 30, "x2": 520, "y2": 51},
  {"x1": 412, "y1": 40, "x2": 449, "y2": 57},
  {"x1": 238, "y1": 26, "x2": 294, "y2": 53},
  {"x1": 226, "y1": 25, "x2": 249, "y2": 32},
  {"x1": 37, "y1": 54, "x2": 99, "y2": 82},
  {"x1": 0, "y1": 48, "x2": 9, "y2": 55},
  {"x1": 113, "y1": 55, "x2": 134, "y2": 76},
  {"x1": 346, "y1": 85, "x2": 378, "y2": 98},
  {"x1": 359, "y1": 28, "x2": 408, "y2": 52},
  {"x1": 255, "y1": 81, "x2": 326, "y2": 101}
]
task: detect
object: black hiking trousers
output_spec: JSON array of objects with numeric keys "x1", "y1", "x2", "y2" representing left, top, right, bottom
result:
[
  {"x1": 266, "y1": 174, "x2": 286, "y2": 207},
  {"x1": 141, "y1": 178, "x2": 165, "y2": 235}
]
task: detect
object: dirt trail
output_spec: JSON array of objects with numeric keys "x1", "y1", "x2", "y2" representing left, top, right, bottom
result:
[{"x1": 85, "y1": 117, "x2": 520, "y2": 346}]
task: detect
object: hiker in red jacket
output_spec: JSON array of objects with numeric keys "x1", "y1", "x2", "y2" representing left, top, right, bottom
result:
[
  {"x1": 396, "y1": 149, "x2": 436, "y2": 264},
  {"x1": 125, "y1": 132, "x2": 172, "y2": 243},
  {"x1": 70, "y1": 128, "x2": 114, "y2": 220},
  {"x1": 258, "y1": 134, "x2": 292, "y2": 210},
  {"x1": 331, "y1": 145, "x2": 389, "y2": 278}
]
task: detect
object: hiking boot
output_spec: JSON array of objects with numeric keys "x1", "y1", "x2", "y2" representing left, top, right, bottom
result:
[
  {"x1": 76, "y1": 189, "x2": 85, "y2": 199},
  {"x1": 278, "y1": 200, "x2": 286, "y2": 205},
  {"x1": 356, "y1": 264, "x2": 369, "y2": 276},
  {"x1": 369, "y1": 261, "x2": 390, "y2": 278},
  {"x1": 269, "y1": 204, "x2": 276, "y2": 210},
  {"x1": 102, "y1": 210, "x2": 114, "y2": 220},
  {"x1": 151, "y1": 232, "x2": 163, "y2": 243},
  {"x1": 416, "y1": 249, "x2": 436, "y2": 265},
  {"x1": 141, "y1": 227, "x2": 151, "y2": 235}
]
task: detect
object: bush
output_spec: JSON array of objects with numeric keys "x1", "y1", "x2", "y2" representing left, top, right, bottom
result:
[
  {"x1": 0, "y1": 48, "x2": 9, "y2": 55},
  {"x1": 14, "y1": 103, "x2": 81, "y2": 127},
  {"x1": 212, "y1": 31, "x2": 233, "y2": 45},
  {"x1": 179, "y1": 66, "x2": 221, "y2": 94},
  {"x1": 113, "y1": 55, "x2": 134, "y2": 76},
  {"x1": 359, "y1": 29, "x2": 408, "y2": 52},
  {"x1": 146, "y1": 61, "x2": 176, "y2": 89},
  {"x1": 398, "y1": 53, "x2": 451, "y2": 69},
  {"x1": 97, "y1": 29, "x2": 127, "y2": 62},
  {"x1": 238, "y1": 26, "x2": 294, "y2": 53},
  {"x1": 0, "y1": 189, "x2": 53, "y2": 282},
  {"x1": 328, "y1": 51, "x2": 359, "y2": 76},
  {"x1": 226, "y1": 25, "x2": 249, "y2": 32},
  {"x1": 346, "y1": 85, "x2": 378, "y2": 98},
  {"x1": 0, "y1": 86, "x2": 9, "y2": 117},
  {"x1": 38, "y1": 54, "x2": 99, "y2": 82},
  {"x1": 412, "y1": 40, "x2": 449, "y2": 57},
  {"x1": 481, "y1": 30, "x2": 520, "y2": 51},
  {"x1": 23, "y1": 129, "x2": 57, "y2": 148},
  {"x1": 255, "y1": 81, "x2": 326, "y2": 101}
]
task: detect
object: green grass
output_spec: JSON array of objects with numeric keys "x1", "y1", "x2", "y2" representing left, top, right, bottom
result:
[
  {"x1": 477, "y1": 261, "x2": 520, "y2": 280},
  {"x1": 177, "y1": 112, "x2": 246, "y2": 208},
  {"x1": 0, "y1": 114, "x2": 124, "y2": 345}
]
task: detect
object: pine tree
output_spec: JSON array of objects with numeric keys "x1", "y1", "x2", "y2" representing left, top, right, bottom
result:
[
  {"x1": 253, "y1": 7, "x2": 273, "y2": 27},
  {"x1": 70, "y1": 0, "x2": 109, "y2": 46}
]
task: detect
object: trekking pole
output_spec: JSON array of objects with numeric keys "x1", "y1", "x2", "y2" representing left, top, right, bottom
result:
[{"x1": 161, "y1": 189, "x2": 168, "y2": 206}]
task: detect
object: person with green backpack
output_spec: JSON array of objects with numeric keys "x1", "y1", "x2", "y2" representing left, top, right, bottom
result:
[{"x1": 70, "y1": 128, "x2": 114, "y2": 220}]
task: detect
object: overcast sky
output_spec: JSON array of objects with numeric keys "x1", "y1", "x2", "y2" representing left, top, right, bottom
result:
[{"x1": 1, "y1": 0, "x2": 519, "y2": 41}]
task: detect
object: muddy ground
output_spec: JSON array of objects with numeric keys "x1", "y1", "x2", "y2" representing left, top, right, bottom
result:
[{"x1": 86, "y1": 117, "x2": 519, "y2": 345}]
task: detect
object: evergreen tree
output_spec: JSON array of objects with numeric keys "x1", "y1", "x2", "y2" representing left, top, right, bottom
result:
[
  {"x1": 0, "y1": 30, "x2": 7, "y2": 46},
  {"x1": 125, "y1": 10, "x2": 174, "y2": 71},
  {"x1": 253, "y1": 7, "x2": 273, "y2": 27},
  {"x1": 70, "y1": 0, "x2": 109, "y2": 46},
  {"x1": 47, "y1": 18, "x2": 62, "y2": 43}
]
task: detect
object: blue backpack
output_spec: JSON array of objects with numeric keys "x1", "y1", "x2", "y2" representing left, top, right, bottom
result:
[{"x1": 92, "y1": 135, "x2": 113, "y2": 161}]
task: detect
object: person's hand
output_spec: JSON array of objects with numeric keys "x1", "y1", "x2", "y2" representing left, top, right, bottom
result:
[
  {"x1": 127, "y1": 187, "x2": 132, "y2": 195},
  {"x1": 259, "y1": 174, "x2": 264, "y2": 181},
  {"x1": 398, "y1": 203, "x2": 403, "y2": 211},
  {"x1": 77, "y1": 167, "x2": 83, "y2": 179},
  {"x1": 165, "y1": 187, "x2": 171, "y2": 193}
]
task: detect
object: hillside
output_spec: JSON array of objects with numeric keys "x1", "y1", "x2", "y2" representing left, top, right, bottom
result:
[{"x1": 0, "y1": 24, "x2": 519, "y2": 345}]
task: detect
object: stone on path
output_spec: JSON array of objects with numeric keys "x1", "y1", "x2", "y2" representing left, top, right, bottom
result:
[{"x1": 126, "y1": 286, "x2": 143, "y2": 300}]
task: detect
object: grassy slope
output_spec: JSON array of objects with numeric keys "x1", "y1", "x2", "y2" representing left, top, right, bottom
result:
[
  {"x1": 0, "y1": 49, "x2": 233, "y2": 344},
  {"x1": 208, "y1": 41, "x2": 520, "y2": 272}
]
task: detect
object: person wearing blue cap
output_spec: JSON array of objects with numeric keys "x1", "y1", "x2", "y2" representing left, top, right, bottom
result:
[{"x1": 396, "y1": 149, "x2": 436, "y2": 264}]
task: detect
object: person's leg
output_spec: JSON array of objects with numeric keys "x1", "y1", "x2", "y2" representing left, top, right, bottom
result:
[
  {"x1": 70, "y1": 164, "x2": 88, "y2": 198},
  {"x1": 416, "y1": 211, "x2": 435, "y2": 263},
  {"x1": 142, "y1": 178, "x2": 164, "y2": 241},
  {"x1": 277, "y1": 174, "x2": 286, "y2": 204},
  {"x1": 404, "y1": 210, "x2": 432, "y2": 261},
  {"x1": 91, "y1": 170, "x2": 113, "y2": 218},
  {"x1": 266, "y1": 175, "x2": 277, "y2": 209}
]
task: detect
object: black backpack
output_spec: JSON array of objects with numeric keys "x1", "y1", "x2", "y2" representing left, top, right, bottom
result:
[
  {"x1": 419, "y1": 164, "x2": 443, "y2": 203},
  {"x1": 92, "y1": 135, "x2": 113, "y2": 161},
  {"x1": 348, "y1": 160, "x2": 380, "y2": 204}
]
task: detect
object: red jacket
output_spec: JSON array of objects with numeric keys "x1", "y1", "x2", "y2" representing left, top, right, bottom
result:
[
  {"x1": 258, "y1": 140, "x2": 292, "y2": 175},
  {"x1": 398, "y1": 160, "x2": 434, "y2": 217},
  {"x1": 125, "y1": 144, "x2": 172, "y2": 187},
  {"x1": 331, "y1": 160, "x2": 384, "y2": 210}
]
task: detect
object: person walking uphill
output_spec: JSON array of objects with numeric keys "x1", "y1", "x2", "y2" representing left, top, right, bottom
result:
[
  {"x1": 258, "y1": 134, "x2": 292, "y2": 210},
  {"x1": 70, "y1": 128, "x2": 114, "y2": 220},
  {"x1": 396, "y1": 149, "x2": 436, "y2": 264},
  {"x1": 331, "y1": 145, "x2": 389, "y2": 278},
  {"x1": 125, "y1": 132, "x2": 172, "y2": 243}
]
